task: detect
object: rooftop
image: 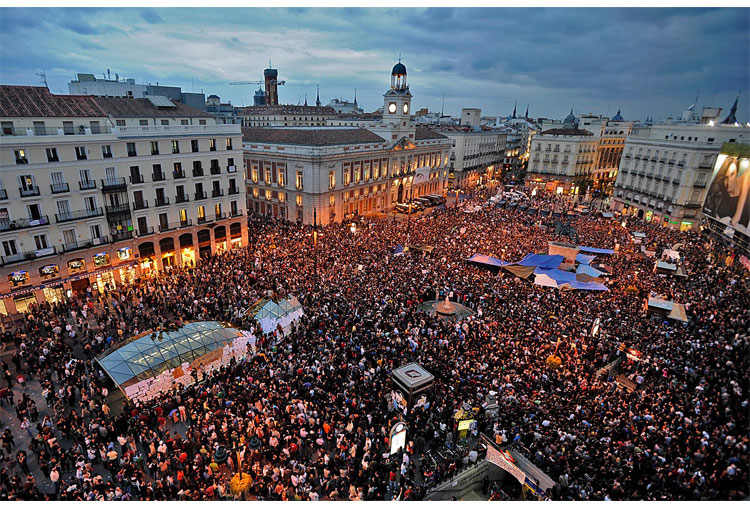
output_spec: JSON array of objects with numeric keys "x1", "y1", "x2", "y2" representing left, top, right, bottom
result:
[
  {"x1": 242, "y1": 127, "x2": 386, "y2": 146},
  {"x1": 540, "y1": 127, "x2": 594, "y2": 136},
  {"x1": 0, "y1": 85, "x2": 106, "y2": 118},
  {"x1": 415, "y1": 127, "x2": 449, "y2": 140},
  {"x1": 93, "y1": 95, "x2": 213, "y2": 118}
]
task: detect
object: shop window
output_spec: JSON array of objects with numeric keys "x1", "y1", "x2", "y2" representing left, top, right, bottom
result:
[
  {"x1": 68, "y1": 258, "x2": 86, "y2": 273},
  {"x1": 117, "y1": 247, "x2": 133, "y2": 261},
  {"x1": 93, "y1": 252, "x2": 110, "y2": 267},
  {"x1": 8, "y1": 271, "x2": 30, "y2": 288},
  {"x1": 39, "y1": 264, "x2": 60, "y2": 280}
]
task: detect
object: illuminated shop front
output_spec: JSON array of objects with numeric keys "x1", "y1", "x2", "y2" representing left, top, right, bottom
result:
[
  {"x1": 68, "y1": 258, "x2": 86, "y2": 274},
  {"x1": 93, "y1": 252, "x2": 110, "y2": 268},
  {"x1": 198, "y1": 229, "x2": 212, "y2": 259},
  {"x1": 159, "y1": 237, "x2": 176, "y2": 268},
  {"x1": 139, "y1": 242, "x2": 156, "y2": 274},
  {"x1": 120, "y1": 266, "x2": 136, "y2": 285},
  {"x1": 179, "y1": 233, "x2": 195, "y2": 266},
  {"x1": 230, "y1": 222, "x2": 242, "y2": 249},
  {"x1": 214, "y1": 226, "x2": 227, "y2": 253},
  {"x1": 43, "y1": 284, "x2": 66, "y2": 304},
  {"x1": 8, "y1": 271, "x2": 31, "y2": 289},
  {"x1": 39, "y1": 264, "x2": 60, "y2": 281}
]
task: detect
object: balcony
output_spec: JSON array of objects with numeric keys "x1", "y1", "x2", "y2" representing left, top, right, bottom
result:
[
  {"x1": 197, "y1": 216, "x2": 212, "y2": 224},
  {"x1": 0, "y1": 215, "x2": 50, "y2": 231},
  {"x1": 79, "y1": 180, "x2": 97, "y2": 190},
  {"x1": 1, "y1": 246, "x2": 57, "y2": 266},
  {"x1": 698, "y1": 162, "x2": 713, "y2": 169},
  {"x1": 678, "y1": 161, "x2": 685, "y2": 167},
  {"x1": 192, "y1": 168, "x2": 204, "y2": 177},
  {"x1": 55, "y1": 208, "x2": 103, "y2": 223},
  {"x1": 105, "y1": 203, "x2": 131, "y2": 215},
  {"x1": 101, "y1": 177, "x2": 127, "y2": 191},
  {"x1": 173, "y1": 170, "x2": 186, "y2": 179},
  {"x1": 194, "y1": 191, "x2": 207, "y2": 201},
  {"x1": 210, "y1": 165, "x2": 221, "y2": 175},
  {"x1": 158, "y1": 223, "x2": 175, "y2": 232},
  {"x1": 693, "y1": 181, "x2": 706, "y2": 188},
  {"x1": 668, "y1": 159, "x2": 675, "y2": 165},
  {"x1": 155, "y1": 197, "x2": 170, "y2": 207},
  {"x1": 50, "y1": 183, "x2": 70, "y2": 194},
  {"x1": 130, "y1": 174, "x2": 145, "y2": 184},
  {"x1": 152, "y1": 172, "x2": 166, "y2": 182},
  {"x1": 111, "y1": 230, "x2": 134, "y2": 242},
  {"x1": 215, "y1": 212, "x2": 226, "y2": 220},
  {"x1": 231, "y1": 209, "x2": 244, "y2": 217},
  {"x1": 212, "y1": 189, "x2": 224, "y2": 198},
  {"x1": 19, "y1": 186, "x2": 41, "y2": 197},
  {"x1": 179, "y1": 219, "x2": 192, "y2": 228},
  {"x1": 137, "y1": 226, "x2": 155, "y2": 237},
  {"x1": 112, "y1": 124, "x2": 241, "y2": 137},
  {"x1": 227, "y1": 165, "x2": 237, "y2": 173},
  {"x1": 228, "y1": 187, "x2": 240, "y2": 195},
  {"x1": 176, "y1": 194, "x2": 190, "y2": 204},
  {"x1": 0, "y1": 189, "x2": 7, "y2": 200}
]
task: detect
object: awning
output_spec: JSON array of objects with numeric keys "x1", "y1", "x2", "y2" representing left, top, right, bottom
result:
[
  {"x1": 467, "y1": 254, "x2": 507, "y2": 268},
  {"x1": 517, "y1": 253, "x2": 564, "y2": 268},
  {"x1": 668, "y1": 303, "x2": 688, "y2": 322},
  {"x1": 576, "y1": 253, "x2": 597, "y2": 264},
  {"x1": 503, "y1": 264, "x2": 536, "y2": 279},
  {"x1": 577, "y1": 264, "x2": 606, "y2": 277}
]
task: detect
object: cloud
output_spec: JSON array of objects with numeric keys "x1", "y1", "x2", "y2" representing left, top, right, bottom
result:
[
  {"x1": 140, "y1": 8, "x2": 164, "y2": 24},
  {"x1": 0, "y1": 7, "x2": 747, "y2": 122}
]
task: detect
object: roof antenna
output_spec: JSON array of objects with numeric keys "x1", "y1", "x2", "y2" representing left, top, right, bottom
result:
[
  {"x1": 36, "y1": 70, "x2": 48, "y2": 89},
  {"x1": 441, "y1": 92, "x2": 445, "y2": 117},
  {"x1": 398, "y1": 52, "x2": 402, "y2": 63}
]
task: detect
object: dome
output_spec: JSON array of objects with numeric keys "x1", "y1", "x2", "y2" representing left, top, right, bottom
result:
[
  {"x1": 207, "y1": 94, "x2": 220, "y2": 99},
  {"x1": 611, "y1": 109, "x2": 624, "y2": 122},
  {"x1": 392, "y1": 62, "x2": 407, "y2": 75},
  {"x1": 563, "y1": 109, "x2": 575, "y2": 124}
]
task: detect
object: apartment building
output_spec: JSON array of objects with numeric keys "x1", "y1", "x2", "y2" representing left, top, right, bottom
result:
[
  {"x1": 432, "y1": 125, "x2": 506, "y2": 189},
  {"x1": 526, "y1": 111, "x2": 598, "y2": 196},
  {"x1": 239, "y1": 105, "x2": 336, "y2": 127},
  {"x1": 592, "y1": 115, "x2": 634, "y2": 197},
  {"x1": 611, "y1": 122, "x2": 749, "y2": 230},
  {"x1": 0, "y1": 85, "x2": 246, "y2": 314}
]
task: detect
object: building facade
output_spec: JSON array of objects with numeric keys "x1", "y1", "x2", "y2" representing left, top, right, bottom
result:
[
  {"x1": 526, "y1": 112, "x2": 597, "y2": 196},
  {"x1": 239, "y1": 105, "x2": 336, "y2": 127},
  {"x1": 611, "y1": 122, "x2": 750, "y2": 230},
  {"x1": 242, "y1": 62, "x2": 452, "y2": 225},
  {"x1": 592, "y1": 116, "x2": 634, "y2": 198},
  {"x1": 433, "y1": 125, "x2": 506, "y2": 189},
  {"x1": 0, "y1": 86, "x2": 246, "y2": 315}
]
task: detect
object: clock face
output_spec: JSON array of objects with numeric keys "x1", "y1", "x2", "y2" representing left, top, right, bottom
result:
[
  {"x1": 388, "y1": 103, "x2": 397, "y2": 114},
  {"x1": 403, "y1": 103, "x2": 409, "y2": 114}
]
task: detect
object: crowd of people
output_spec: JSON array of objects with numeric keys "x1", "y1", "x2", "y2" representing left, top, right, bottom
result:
[{"x1": 0, "y1": 191, "x2": 747, "y2": 501}]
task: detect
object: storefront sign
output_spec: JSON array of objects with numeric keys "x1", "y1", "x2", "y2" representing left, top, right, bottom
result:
[
  {"x1": 8, "y1": 271, "x2": 30, "y2": 287},
  {"x1": 2, "y1": 262, "x2": 137, "y2": 300},
  {"x1": 117, "y1": 247, "x2": 132, "y2": 260},
  {"x1": 68, "y1": 258, "x2": 86, "y2": 272},
  {"x1": 39, "y1": 264, "x2": 59, "y2": 279}
]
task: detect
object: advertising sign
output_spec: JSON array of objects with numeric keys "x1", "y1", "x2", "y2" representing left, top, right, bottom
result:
[{"x1": 703, "y1": 151, "x2": 750, "y2": 237}]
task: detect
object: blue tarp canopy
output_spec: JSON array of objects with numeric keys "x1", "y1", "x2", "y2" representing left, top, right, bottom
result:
[
  {"x1": 517, "y1": 254, "x2": 564, "y2": 268},
  {"x1": 467, "y1": 254, "x2": 508, "y2": 267},
  {"x1": 534, "y1": 267, "x2": 610, "y2": 291},
  {"x1": 576, "y1": 253, "x2": 597, "y2": 265},
  {"x1": 569, "y1": 280, "x2": 609, "y2": 291},
  {"x1": 576, "y1": 264, "x2": 607, "y2": 277},
  {"x1": 534, "y1": 267, "x2": 576, "y2": 284},
  {"x1": 578, "y1": 246, "x2": 615, "y2": 255}
]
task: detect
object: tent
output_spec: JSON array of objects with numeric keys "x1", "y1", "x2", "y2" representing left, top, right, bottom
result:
[
  {"x1": 467, "y1": 254, "x2": 507, "y2": 268},
  {"x1": 576, "y1": 253, "x2": 597, "y2": 265},
  {"x1": 655, "y1": 260, "x2": 678, "y2": 274},
  {"x1": 533, "y1": 268, "x2": 610, "y2": 291},
  {"x1": 578, "y1": 246, "x2": 615, "y2": 255},
  {"x1": 247, "y1": 296, "x2": 304, "y2": 334},
  {"x1": 517, "y1": 253, "x2": 564, "y2": 269},
  {"x1": 577, "y1": 264, "x2": 607, "y2": 277}
]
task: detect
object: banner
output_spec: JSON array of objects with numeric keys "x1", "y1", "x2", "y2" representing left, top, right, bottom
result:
[
  {"x1": 703, "y1": 153, "x2": 750, "y2": 237},
  {"x1": 486, "y1": 443, "x2": 527, "y2": 485}
]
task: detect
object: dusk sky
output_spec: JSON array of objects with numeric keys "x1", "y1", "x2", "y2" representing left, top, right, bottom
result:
[{"x1": 1, "y1": 7, "x2": 748, "y2": 122}]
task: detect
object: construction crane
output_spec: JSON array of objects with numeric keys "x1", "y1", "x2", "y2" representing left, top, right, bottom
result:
[{"x1": 229, "y1": 80, "x2": 285, "y2": 87}]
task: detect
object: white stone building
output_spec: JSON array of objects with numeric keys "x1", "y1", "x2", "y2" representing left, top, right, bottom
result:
[
  {"x1": 0, "y1": 86, "x2": 246, "y2": 314},
  {"x1": 242, "y1": 61, "x2": 452, "y2": 225},
  {"x1": 611, "y1": 122, "x2": 750, "y2": 230}
]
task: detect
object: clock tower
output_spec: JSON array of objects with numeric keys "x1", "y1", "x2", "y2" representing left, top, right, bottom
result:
[{"x1": 382, "y1": 59, "x2": 413, "y2": 135}]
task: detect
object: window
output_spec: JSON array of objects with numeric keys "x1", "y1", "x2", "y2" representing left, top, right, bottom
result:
[
  {"x1": 214, "y1": 203, "x2": 222, "y2": 216},
  {"x1": 15, "y1": 149, "x2": 28, "y2": 164},
  {"x1": 50, "y1": 172, "x2": 66, "y2": 193},
  {"x1": 46, "y1": 147, "x2": 59, "y2": 162},
  {"x1": 295, "y1": 171, "x2": 303, "y2": 190},
  {"x1": 277, "y1": 167, "x2": 285, "y2": 186},
  {"x1": 33, "y1": 121, "x2": 45, "y2": 135},
  {"x1": 329, "y1": 170, "x2": 336, "y2": 189},
  {"x1": 33, "y1": 234, "x2": 49, "y2": 250},
  {"x1": 296, "y1": 195, "x2": 303, "y2": 207},
  {"x1": 191, "y1": 140, "x2": 199, "y2": 153},
  {"x1": 84, "y1": 196, "x2": 97, "y2": 212},
  {"x1": 63, "y1": 121, "x2": 74, "y2": 134},
  {"x1": 278, "y1": 192, "x2": 285, "y2": 203},
  {"x1": 179, "y1": 208, "x2": 188, "y2": 224},
  {"x1": 1, "y1": 121, "x2": 12, "y2": 135},
  {"x1": 102, "y1": 145, "x2": 113, "y2": 158},
  {"x1": 62, "y1": 229, "x2": 76, "y2": 247},
  {"x1": 209, "y1": 139, "x2": 217, "y2": 151},
  {"x1": 171, "y1": 140, "x2": 180, "y2": 154},
  {"x1": 150, "y1": 141, "x2": 160, "y2": 155},
  {"x1": 329, "y1": 194, "x2": 335, "y2": 206},
  {"x1": 115, "y1": 120, "x2": 126, "y2": 127},
  {"x1": 197, "y1": 206, "x2": 206, "y2": 220},
  {"x1": 265, "y1": 167, "x2": 272, "y2": 185},
  {"x1": 127, "y1": 142, "x2": 137, "y2": 157},
  {"x1": 199, "y1": 119, "x2": 206, "y2": 125},
  {"x1": 56, "y1": 200, "x2": 71, "y2": 219},
  {"x1": 181, "y1": 119, "x2": 189, "y2": 126},
  {"x1": 137, "y1": 217, "x2": 148, "y2": 235},
  {"x1": 160, "y1": 119, "x2": 169, "y2": 126},
  {"x1": 2, "y1": 239, "x2": 18, "y2": 257},
  {"x1": 226, "y1": 138, "x2": 233, "y2": 150},
  {"x1": 251, "y1": 166, "x2": 259, "y2": 183},
  {"x1": 139, "y1": 119, "x2": 149, "y2": 126}
]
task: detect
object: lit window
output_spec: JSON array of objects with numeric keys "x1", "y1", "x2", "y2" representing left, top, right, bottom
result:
[
  {"x1": 296, "y1": 195, "x2": 303, "y2": 206},
  {"x1": 329, "y1": 195, "x2": 335, "y2": 206},
  {"x1": 265, "y1": 190, "x2": 272, "y2": 200},
  {"x1": 329, "y1": 170, "x2": 335, "y2": 189},
  {"x1": 296, "y1": 171, "x2": 304, "y2": 190}
]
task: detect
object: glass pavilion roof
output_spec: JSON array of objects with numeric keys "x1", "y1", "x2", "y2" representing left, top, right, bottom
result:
[{"x1": 95, "y1": 321, "x2": 242, "y2": 387}]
